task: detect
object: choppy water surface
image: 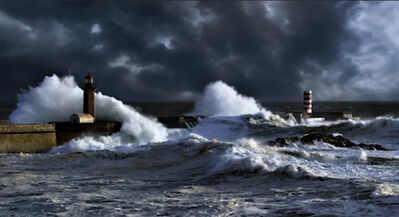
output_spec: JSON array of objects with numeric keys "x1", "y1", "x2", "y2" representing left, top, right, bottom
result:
[
  {"x1": 2, "y1": 114, "x2": 399, "y2": 216},
  {"x1": 1, "y1": 76, "x2": 399, "y2": 216}
]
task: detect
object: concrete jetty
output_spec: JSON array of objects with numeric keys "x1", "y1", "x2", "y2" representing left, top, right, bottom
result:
[
  {"x1": 0, "y1": 116, "x2": 203, "y2": 153},
  {"x1": 0, "y1": 123, "x2": 56, "y2": 153},
  {"x1": 0, "y1": 122, "x2": 121, "y2": 153},
  {"x1": 280, "y1": 111, "x2": 358, "y2": 123}
]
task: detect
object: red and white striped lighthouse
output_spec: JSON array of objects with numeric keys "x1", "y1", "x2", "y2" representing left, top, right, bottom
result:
[{"x1": 303, "y1": 90, "x2": 312, "y2": 113}]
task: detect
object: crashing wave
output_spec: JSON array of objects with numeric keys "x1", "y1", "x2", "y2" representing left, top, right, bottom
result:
[
  {"x1": 192, "y1": 80, "x2": 288, "y2": 125},
  {"x1": 9, "y1": 74, "x2": 169, "y2": 144}
]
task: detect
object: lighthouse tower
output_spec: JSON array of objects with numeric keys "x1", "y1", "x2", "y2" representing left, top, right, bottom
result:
[
  {"x1": 83, "y1": 73, "x2": 97, "y2": 120},
  {"x1": 303, "y1": 90, "x2": 312, "y2": 114}
]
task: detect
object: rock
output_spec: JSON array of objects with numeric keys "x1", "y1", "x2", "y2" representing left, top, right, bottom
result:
[{"x1": 270, "y1": 133, "x2": 386, "y2": 151}]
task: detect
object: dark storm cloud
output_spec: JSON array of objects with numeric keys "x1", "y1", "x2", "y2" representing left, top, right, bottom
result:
[{"x1": 0, "y1": 1, "x2": 397, "y2": 102}]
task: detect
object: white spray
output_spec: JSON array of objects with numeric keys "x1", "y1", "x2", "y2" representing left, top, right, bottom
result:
[
  {"x1": 10, "y1": 75, "x2": 82, "y2": 123},
  {"x1": 9, "y1": 75, "x2": 168, "y2": 144},
  {"x1": 192, "y1": 80, "x2": 286, "y2": 123}
]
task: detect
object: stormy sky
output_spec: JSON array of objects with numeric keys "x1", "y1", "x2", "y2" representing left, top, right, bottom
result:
[{"x1": 1, "y1": 1, "x2": 399, "y2": 102}]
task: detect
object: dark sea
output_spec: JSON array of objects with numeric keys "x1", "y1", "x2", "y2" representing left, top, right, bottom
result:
[{"x1": 2, "y1": 101, "x2": 399, "y2": 216}]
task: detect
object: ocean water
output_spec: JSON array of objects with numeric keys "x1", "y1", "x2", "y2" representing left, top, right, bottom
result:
[{"x1": 1, "y1": 76, "x2": 399, "y2": 216}]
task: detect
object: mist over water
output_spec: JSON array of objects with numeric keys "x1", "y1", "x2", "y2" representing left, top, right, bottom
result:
[{"x1": 2, "y1": 75, "x2": 399, "y2": 216}]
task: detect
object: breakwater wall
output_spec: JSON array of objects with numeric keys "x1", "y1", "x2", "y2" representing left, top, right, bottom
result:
[
  {"x1": 0, "y1": 116, "x2": 204, "y2": 153},
  {"x1": 0, "y1": 122, "x2": 121, "y2": 153},
  {"x1": 279, "y1": 111, "x2": 358, "y2": 123}
]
